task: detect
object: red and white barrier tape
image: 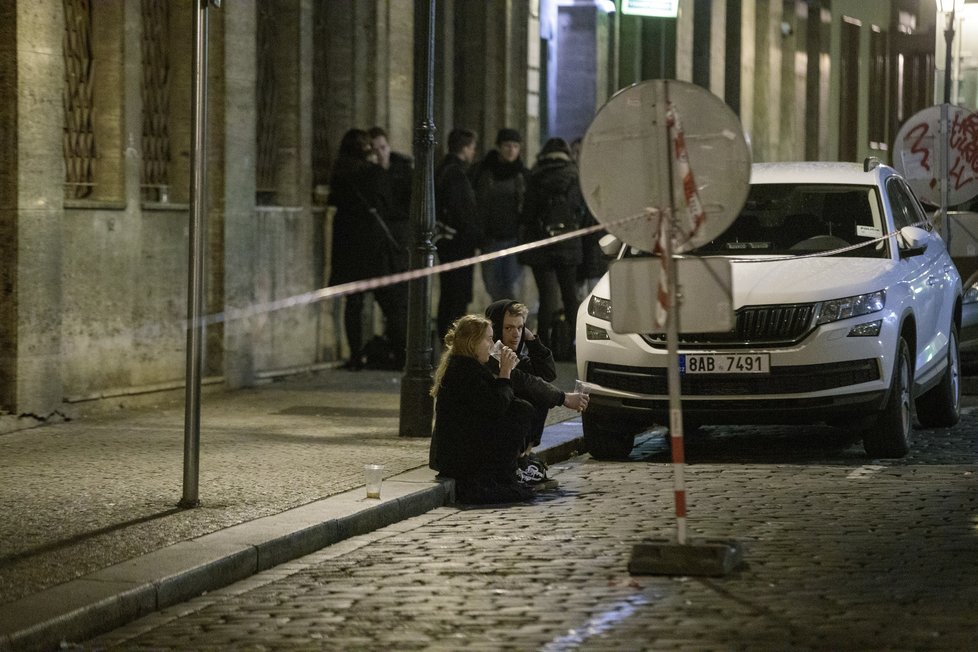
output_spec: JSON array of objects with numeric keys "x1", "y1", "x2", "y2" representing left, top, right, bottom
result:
[{"x1": 196, "y1": 212, "x2": 648, "y2": 327}]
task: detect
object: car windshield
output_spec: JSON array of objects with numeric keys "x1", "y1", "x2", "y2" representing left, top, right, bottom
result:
[{"x1": 688, "y1": 183, "x2": 889, "y2": 258}]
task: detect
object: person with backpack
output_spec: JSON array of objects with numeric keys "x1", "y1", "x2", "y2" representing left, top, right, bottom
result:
[{"x1": 518, "y1": 137, "x2": 586, "y2": 359}]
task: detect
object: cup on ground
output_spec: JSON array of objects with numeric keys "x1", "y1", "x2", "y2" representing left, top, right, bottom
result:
[{"x1": 364, "y1": 464, "x2": 385, "y2": 499}]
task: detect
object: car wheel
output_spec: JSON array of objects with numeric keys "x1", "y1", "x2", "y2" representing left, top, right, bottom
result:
[
  {"x1": 582, "y1": 409, "x2": 636, "y2": 460},
  {"x1": 863, "y1": 337, "x2": 912, "y2": 458},
  {"x1": 915, "y1": 324, "x2": 961, "y2": 428}
]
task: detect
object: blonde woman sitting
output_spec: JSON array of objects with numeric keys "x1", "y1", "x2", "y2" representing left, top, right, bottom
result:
[{"x1": 429, "y1": 314, "x2": 536, "y2": 504}]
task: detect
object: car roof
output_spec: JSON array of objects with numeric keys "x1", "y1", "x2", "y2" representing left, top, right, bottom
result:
[{"x1": 750, "y1": 161, "x2": 894, "y2": 187}]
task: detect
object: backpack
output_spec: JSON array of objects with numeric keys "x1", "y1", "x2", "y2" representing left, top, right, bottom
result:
[{"x1": 540, "y1": 176, "x2": 582, "y2": 237}]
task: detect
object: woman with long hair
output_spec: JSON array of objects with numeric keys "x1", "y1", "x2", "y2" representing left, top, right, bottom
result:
[
  {"x1": 328, "y1": 128, "x2": 407, "y2": 370},
  {"x1": 429, "y1": 314, "x2": 536, "y2": 504}
]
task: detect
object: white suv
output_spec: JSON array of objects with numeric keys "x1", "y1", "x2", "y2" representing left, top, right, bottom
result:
[{"x1": 576, "y1": 160, "x2": 962, "y2": 459}]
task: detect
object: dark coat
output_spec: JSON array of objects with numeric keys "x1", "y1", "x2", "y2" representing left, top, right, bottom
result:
[
  {"x1": 429, "y1": 356, "x2": 528, "y2": 480},
  {"x1": 385, "y1": 151, "x2": 414, "y2": 271},
  {"x1": 519, "y1": 152, "x2": 585, "y2": 268},
  {"x1": 435, "y1": 154, "x2": 482, "y2": 261},
  {"x1": 328, "y1": 162, "x2": 400, "y2": 284},
  {"x1": 470, "y1": 150, "x2": 527, "y2": 242}
]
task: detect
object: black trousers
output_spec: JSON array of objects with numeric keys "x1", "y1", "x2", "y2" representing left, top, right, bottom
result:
[
  {"x1": 344, "y1": 284, "x2": 408, "y2": 364},
  {"x1": 531, "y1": 263, "x2": 580, "y2": 348}
]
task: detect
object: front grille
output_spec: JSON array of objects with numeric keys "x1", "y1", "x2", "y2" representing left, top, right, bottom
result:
[
  {"x1": 642, "y1": 303, "x2": 817, "y2": 348},
  {"x1": 588, "y1": 358, "x2": 880, "y2": 396}
]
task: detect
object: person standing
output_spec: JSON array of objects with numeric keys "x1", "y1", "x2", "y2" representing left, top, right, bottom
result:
[
  {"x1": 327, "y1": 128, "x2": 407, "y2": 370},
  {"x1": 362, "y1": 126, "x2": 411, "y2": 367},
  {"x1": 368, "y1": 126, "x2": 413, "y2": 273},
  {"x1": 435, "y1": 128, "x2": 481, "y2": 339},
  {"x1": 470, "y1": 128, "x2": 528, "y2": 302},
  {"x1": 519, "y1": 137, "x2": 585, "y2": 359}
]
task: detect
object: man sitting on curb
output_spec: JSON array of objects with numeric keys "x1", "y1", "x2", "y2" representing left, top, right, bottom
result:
[{"x1": 485, "y1": 299, "x2": 589, "y2": 486}]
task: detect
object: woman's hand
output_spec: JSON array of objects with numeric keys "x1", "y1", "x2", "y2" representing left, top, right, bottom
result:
[
  {"x1": 563, "y1": 392, "x2": 589, "y2": 413},
  {"x1": 497, "y1": 346, "x2": 518, "y2": 378}
]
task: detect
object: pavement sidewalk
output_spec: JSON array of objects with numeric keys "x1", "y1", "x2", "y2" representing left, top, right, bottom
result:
[{"x1": 0, "y1": 364, "x2": 585, "y2": 652}]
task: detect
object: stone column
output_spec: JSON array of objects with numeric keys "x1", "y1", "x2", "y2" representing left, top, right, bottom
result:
[
  {"x1": 222, "y1": 1, "x2": 258, "y2": 388},
  {"x1": 0, "y1": 2, "x2": 66, "y2": 416}
]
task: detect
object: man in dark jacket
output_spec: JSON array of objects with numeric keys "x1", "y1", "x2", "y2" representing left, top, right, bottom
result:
[
  {"x1": 470, "y1": 128, "x2": 528, "y2": 302},
  {"x1": 435, "y1": 128, "x2": 481, "y2": 338},
  {"x1": 485, "y1": 299, "x2": 588, "y2": 482}
]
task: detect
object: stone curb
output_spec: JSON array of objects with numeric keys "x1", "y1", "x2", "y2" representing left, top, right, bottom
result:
[
  {"x1": 0, "y1": 434, "x2": 582, "y2": 652},
  {"x1": 0, "y1": 469, "x2": 455, "y2": 652}
]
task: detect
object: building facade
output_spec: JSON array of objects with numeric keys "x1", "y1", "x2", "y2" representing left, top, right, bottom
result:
[{"x1": 0, "y1": 0, "x2": 938, "y2": 423}]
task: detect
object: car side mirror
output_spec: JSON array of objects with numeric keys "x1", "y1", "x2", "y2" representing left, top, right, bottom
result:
[
  {"x1": 599, "y1": 233, "x2": 622, "y2": 257},
  {"x1": 898, "y1": 226, "x2": 928, "y2": 258}
]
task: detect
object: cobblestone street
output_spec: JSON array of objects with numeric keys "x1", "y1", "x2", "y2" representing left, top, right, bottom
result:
[{"x1": 87, "y1": 418, "x2": 978, "y2": 651}]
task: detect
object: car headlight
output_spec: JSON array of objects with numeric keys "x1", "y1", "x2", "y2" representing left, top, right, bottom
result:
[
  {"x1": 816, "y1": 290, "x2": 885, "y2": 325},
  {"x1": 588, "y1": 295, "x2": 613, "y2": 321}
]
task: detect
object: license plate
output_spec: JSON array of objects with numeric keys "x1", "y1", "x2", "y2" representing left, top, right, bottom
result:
[{"x1": 680, "y1": 353, "x2": 771, "y2": 374}]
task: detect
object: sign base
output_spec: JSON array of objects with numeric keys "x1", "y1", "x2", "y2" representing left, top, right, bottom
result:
[{"x1": 628, "y1": 538, "x2": 743, "y2": 577}]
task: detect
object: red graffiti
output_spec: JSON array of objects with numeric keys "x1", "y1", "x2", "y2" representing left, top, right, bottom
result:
[
  {"x1": 949, "y1": 111, "x2": 978, "y2": 191},
  {"x1": 904, "y1": 122, "x2": 932, "y2": 172}
]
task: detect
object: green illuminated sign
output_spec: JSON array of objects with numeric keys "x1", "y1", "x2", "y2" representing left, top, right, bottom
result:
[{"x1": 621, "y1": 0, "x2": 680, "y2": 18}]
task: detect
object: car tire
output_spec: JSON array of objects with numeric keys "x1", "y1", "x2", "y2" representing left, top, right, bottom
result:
[
  {"x1": 915, "y1": 324, "x2": 961, "y2": 428},
  {"x1": 582, "y1": 410, "x2": 636, "y2": 460},
  {"x1": 863, "y1": 337, "x2": 912, "y2": 458}
]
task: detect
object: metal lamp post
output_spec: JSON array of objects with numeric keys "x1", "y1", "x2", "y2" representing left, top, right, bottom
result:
[
  {"x1": 938, "y1": 0, "x2": 958, "y2": 245},
  {"x1": 399, "y1": 0, "x2": 438, "y2": 438}
]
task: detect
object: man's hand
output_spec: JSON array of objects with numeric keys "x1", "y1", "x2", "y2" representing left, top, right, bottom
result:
[
  {"x1": 523, "y1": 326, "x2": 536, "y2": 341},
  {"x1": 563, "y1": 392, "x2": 589, "y2": 412}
]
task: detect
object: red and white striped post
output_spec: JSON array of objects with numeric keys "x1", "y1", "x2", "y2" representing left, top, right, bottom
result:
[{"x1": 629, "y1": 85, "x2": 742, "y2": 575}]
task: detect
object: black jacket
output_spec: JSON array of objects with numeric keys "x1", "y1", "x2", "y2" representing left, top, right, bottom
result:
[
  {"x1": 435, "y1": 154, "x2": 481, "y2": 260},
  {"x1": 429, "y1": 356, "x2": 526, "y2": 479},
  {"x1": 328, "y1": 161, "x2": 399, "y2": 284},
  {"x1": 385, "y1": 151, "x2": 414, "y2": 270},
  {"x1": 470, "y1": 150, "x2": 527, "y2": 242}
]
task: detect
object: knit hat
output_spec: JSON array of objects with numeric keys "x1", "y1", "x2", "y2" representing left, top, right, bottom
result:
[{"x1": 496, "y1": 128, "x2": 522, "y2": 145}]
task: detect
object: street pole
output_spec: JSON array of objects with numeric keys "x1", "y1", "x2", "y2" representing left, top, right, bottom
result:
[
  {"x1": 399, "y1": 0, "x2": 437, "y2": 438},
  {"x1": 180, "y1": 0, "x2": 217, "y2": 508},
  {"x1": 940, "y1": 4, "x2": 955, "y2": 245}
]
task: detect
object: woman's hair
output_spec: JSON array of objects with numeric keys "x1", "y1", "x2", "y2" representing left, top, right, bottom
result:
[
  {"x1": 331, "y1": 128, "x2": 372, "y2": 179},
  {"x1": 430, "y1": 314, "x2": 491, "y2": 397}
]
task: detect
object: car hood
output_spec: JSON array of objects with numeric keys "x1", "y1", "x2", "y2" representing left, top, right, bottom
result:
[
  {"x1": 728, "y1": 256, "x2": 895, "y2": 306},
  {"x1": 595, "y1": 256, "x2": 897, "y2": 309}
]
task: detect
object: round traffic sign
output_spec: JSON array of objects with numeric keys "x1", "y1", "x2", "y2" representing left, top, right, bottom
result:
[
  {"x1": 578, "y1": 80, "x2": 751, "y2": 253},
  {"x1": 893, "y1": 104, "x2": 978, "y2": 207}
]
